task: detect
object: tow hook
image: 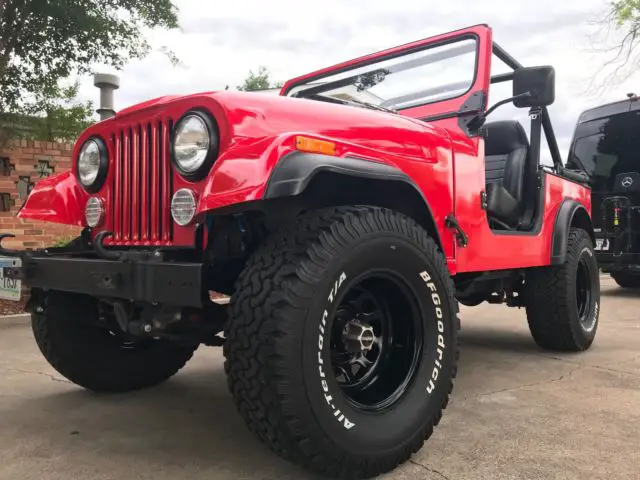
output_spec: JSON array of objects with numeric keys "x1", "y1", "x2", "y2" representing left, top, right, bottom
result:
[{"x1": 445, "y1": 214, "x2": 469, "y2": 248}]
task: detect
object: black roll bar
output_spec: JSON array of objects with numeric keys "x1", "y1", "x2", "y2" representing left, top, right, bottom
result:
[{"x1": 492, "y1": 42, "x2": 563, "y2": 170}]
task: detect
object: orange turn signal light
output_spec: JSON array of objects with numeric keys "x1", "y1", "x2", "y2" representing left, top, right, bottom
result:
[{"x1": 295, "y1": 136, "x2": 336, "y2": 156}]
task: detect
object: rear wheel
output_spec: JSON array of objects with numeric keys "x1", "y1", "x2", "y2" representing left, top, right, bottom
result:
[
  {"x1": 525, "y1": 227, "x2": 600, "y2": 351},
  {"x1": 224, "y1": 206, "x2": 460, "y2": 479},
  {"x1": 32, "y1": 291, "x2": 197, "y2": 392},
  {"x1": 611, "y1": 272, "x2": 640, "y2": 288}
]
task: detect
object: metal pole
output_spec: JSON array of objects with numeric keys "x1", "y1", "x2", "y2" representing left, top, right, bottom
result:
[{"x1": 93, "y1": 73, "x2": 120, "y2": 120}]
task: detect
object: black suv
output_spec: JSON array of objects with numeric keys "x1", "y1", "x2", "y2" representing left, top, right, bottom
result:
[{"x1": 568, "y1": 94, "x2": 640, "y2": 287}]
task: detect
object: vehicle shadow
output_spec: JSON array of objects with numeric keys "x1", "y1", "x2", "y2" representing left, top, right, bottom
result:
[
  {"x1": 4, "y1": 367, "x2": 317, "y2": 480},
  {"x1": 600, "y1": 287, "x2": 640, "y2": 298},
  {"x1": 458, "y1": 324, "x2": 543, "y2": 355},
  {"x1": 2, "y1": 323, "x2": 583, "y2": 479}
]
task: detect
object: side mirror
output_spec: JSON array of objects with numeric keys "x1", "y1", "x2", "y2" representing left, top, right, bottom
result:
[{"x1": 513, "y1": 66, "x2": 555, "y2": 108}]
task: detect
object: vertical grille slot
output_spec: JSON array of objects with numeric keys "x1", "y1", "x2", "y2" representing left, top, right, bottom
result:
[
  {"x1": 161, "y1": 120, "x2": 172, "y2": 242},
  {"x1": 109, "y1": 119, "x2": 173, "y2": 244},
  {"x1": 141, "y1": 125, "x2": 149, "y2": 241},
  {"x1": 131, "y1": 126, "x2": 140, "y2": 241}
]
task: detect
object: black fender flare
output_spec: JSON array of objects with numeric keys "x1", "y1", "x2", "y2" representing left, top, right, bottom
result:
[
  {"x1": 264, "y1": 151, "x2": 443, "y2": 248},
  {"x1": 550, "y1": 199, "x2": 595, "y2": 265},
  {"x1": 265, "y1": 152, "x2": 416, "y2": 198}
]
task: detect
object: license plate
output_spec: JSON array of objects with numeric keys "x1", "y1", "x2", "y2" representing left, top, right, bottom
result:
[
  {"x1": 0, "y1": 256, "x2": 22, "y2": 301},
  {"x1": 595, "y1": 238, "x2": 609, "y2": 251}
]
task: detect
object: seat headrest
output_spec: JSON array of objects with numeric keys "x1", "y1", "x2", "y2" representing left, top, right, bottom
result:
[{"x1": 483, "y1": 121, "x2": 529, "y2": 156}]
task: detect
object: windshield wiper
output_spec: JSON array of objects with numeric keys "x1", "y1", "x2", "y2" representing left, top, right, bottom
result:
[{"x1": 342, "y1": 97, "x2": 398, "y2": 114}]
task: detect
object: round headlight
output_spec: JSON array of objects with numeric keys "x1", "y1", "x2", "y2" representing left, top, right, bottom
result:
[
  {"x1": 170, "y1": 189, "x2": 197, "y2": 226},
  {"x1": 77, "y1": 138, "x2": 107, "y2": 192},
  {"x1": 171, "y1": 111, "x2": 218, "y2": 180},
  {"x1": 85, "y1": 197, "x2": 104, "y2": 227},
  {"x1": 174, "y1": 115, "x2": 210, "y2": 173}
]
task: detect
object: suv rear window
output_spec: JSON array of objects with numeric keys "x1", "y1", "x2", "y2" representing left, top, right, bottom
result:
[{"x1": 567, "y1": 110, "x2": 640, "y2": 193}]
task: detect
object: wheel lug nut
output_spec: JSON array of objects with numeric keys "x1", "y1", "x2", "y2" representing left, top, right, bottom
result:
[{"x1": 342, "y1": 320, "x2": 375, "y2": 353}]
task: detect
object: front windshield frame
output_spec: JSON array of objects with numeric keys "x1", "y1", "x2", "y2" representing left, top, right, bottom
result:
[{"x1": 282, "y1": 34, "x2": 480, "y2": 113}]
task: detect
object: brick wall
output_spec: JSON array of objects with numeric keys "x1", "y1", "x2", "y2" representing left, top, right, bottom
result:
[{"x1": 0, "y1": 139, "x2": 82, "y2": 249}]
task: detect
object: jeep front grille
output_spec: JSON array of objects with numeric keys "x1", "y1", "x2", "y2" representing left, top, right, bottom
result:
[{"x1": 110, "y1": 119, "x2": 173, "y2": 244}]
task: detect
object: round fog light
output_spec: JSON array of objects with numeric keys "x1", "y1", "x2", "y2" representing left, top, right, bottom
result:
[
  {"x1": 85, "y1": 197, "x2": 104, "y2": 227},
  {"x1": 171, "y1": 189, "x2": 197, "y2": 226}
]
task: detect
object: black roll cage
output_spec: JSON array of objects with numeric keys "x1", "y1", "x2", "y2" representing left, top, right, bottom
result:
[{"x1": 491, "y1": 43, "x2": 563, "y2": 172}]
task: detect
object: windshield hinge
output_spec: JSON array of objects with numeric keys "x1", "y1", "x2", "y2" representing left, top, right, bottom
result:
[{"x1": 445, "y1": 214, "x2": 468, "y2": 248}]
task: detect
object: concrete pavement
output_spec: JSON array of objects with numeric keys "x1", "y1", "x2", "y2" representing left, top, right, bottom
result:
[{"x1": 0, "y1": 276, "x2": 638, "y2": 480}]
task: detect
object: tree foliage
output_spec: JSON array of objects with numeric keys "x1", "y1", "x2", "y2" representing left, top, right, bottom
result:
[
  {"x1": 608, "y1": 1, "x2": 640, "y2": 65},
  {"x1": 236, "y1": 66, "x2": 283, "y2": 92},
  {"x1": 0, "y1": 0, "x2": 179, "y2": 139},
  {"x1": 612, "y1": 0, "x2": 640, "y2": 24},
  {"x1": 589, "y1": 0, "x2": 640, "y2": 89},
  {"x1": 2, "y1": 81, "x2": 94, "y2": 142}
]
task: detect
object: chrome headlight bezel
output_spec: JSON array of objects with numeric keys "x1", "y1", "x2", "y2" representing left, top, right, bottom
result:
[
  {"x1": 85, "y1": 196, "x2": 105, "y2": 228},
  {"x1": 170, "y1": 110, "x2": 219, "y2": 181},
  {"x1": 170, "y1": 188, "x2": 198, "y2": 226},
  {"x1": 76, "y1": 137, "x2": 109, "y2": 193}
]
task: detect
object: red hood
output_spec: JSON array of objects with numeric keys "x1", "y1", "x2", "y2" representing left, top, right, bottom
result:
[
  {"x1": 115, "y1": 94, "x2": 191, "y2": 117},
  {"x1": 202, "y1": 90, "x2": 448, "y2": 163},
  {"x1": 85, "y1": 89, "x2": 448, "y2": 167}
]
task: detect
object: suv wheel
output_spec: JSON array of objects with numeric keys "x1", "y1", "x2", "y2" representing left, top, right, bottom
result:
[
  {"x1": 525, "y1": 227, "x2": 600, "y2": 351},
  {"x1": 224, "y1": 206, "x2": 460, "y2": 479},
  {"x1": 32, "y1": 291, "x2": 197, "y2": 392}
]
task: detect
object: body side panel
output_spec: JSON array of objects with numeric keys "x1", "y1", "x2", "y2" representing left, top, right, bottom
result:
[
  {"x1": 453, "y1": 168, "x2": 591, "y2": 273},
  {"x1": 17, "y1": 172, "x2": 88, "y2": 226}
]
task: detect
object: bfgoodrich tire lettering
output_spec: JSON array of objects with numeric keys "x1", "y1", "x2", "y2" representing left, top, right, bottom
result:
[
  {"x1": 224, "y1": 206, "x2": 460, "y2": 479},
  {"x1": 525, "y1": 227, "x2": 600, "y2": 351}
]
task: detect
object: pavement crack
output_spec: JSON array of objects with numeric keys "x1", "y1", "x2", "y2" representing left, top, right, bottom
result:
[
  {"x1": 542, "y1": 355, "x2": 640, "y2": 377},
  {"x1": 463, "y1": 368, "x2": 579, "y2": 402},
  {"x1": 4, "y1": 367, "x2": 71, "y2": 384},
  {"x1": 606, "y1": 354, "x2": 640, "y2": 367},
  {"x1": 409, "y1": 460, "x2": 450, "y2": 480}
]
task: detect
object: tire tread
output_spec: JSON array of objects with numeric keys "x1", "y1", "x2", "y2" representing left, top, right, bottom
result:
[
  {"x1": 525, "y1": 227, "x2": 598, "y2": 351},
  {"x1": 32, "y1": 292, "x2": 196, "y2": 393},
  {"x1": 224, "y1": 206, "x2": 460, "y2": 478}
]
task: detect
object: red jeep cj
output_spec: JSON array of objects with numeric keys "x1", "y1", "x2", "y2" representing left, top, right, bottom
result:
[{"x1": 1, "y1": 25, "x2": 599, "y2": 478}]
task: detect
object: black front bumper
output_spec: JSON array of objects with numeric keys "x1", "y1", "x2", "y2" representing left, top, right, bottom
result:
[{"x1": 1, "y1": 233, "x2": 203, "y2": 307}]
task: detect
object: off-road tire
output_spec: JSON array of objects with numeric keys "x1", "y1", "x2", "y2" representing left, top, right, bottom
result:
[
  {"x1": 611, "y1": 272, "x2": 640, "y2": 288},
  {"x1": 32, "y1": 291, "x2": 197, "y2": 393},
  {"x1": 224, "y1": 206, "x2": 460, "y2": 479},
  {"x1": 525, "y1": 227, "x2": 600, "y2": 351}
]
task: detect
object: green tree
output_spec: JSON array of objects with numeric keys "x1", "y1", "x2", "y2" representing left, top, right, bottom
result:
[
  {"x1": 609, "y1": 1, "x2": 640, "y2": 64},
  {"x1": 0, "y1": 0, "x2": 180, "y2": 139},
  {"x1": 589, "y1": 0, "x2": 640, "y2": 88},
  {"x1": 237, "y1": 66, "x2": 284, "y2": 92},
  {"x1": 611, "y1": 0, "x2": 640, "y2": 26},
  {"x1": 0, "y1": 80, "x2": 93, "y2": 143}
]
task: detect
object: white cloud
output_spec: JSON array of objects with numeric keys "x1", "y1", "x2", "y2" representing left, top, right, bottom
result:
[{"x1": 78, "y1": 0, "x2": 640, "y2": 160}]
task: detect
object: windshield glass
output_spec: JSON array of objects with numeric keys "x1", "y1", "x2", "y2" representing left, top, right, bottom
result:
[
  {"x1": 286, "y1": 38, "x2": 478, "y2": 111},
  {"x1": 567, "y1": 110, "x2": 640, "y2": 193}
]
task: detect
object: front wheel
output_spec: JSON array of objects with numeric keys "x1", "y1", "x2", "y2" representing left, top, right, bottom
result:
[
  {"x1": 32, "y1": 291, "x2": 197, "y2": 392},
  {"x1": 224, "y1": 206, "x2": 460, "y2": 479},
  {"x1": 525, "y1": 227, "x2": 600, "y2": 351}
]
